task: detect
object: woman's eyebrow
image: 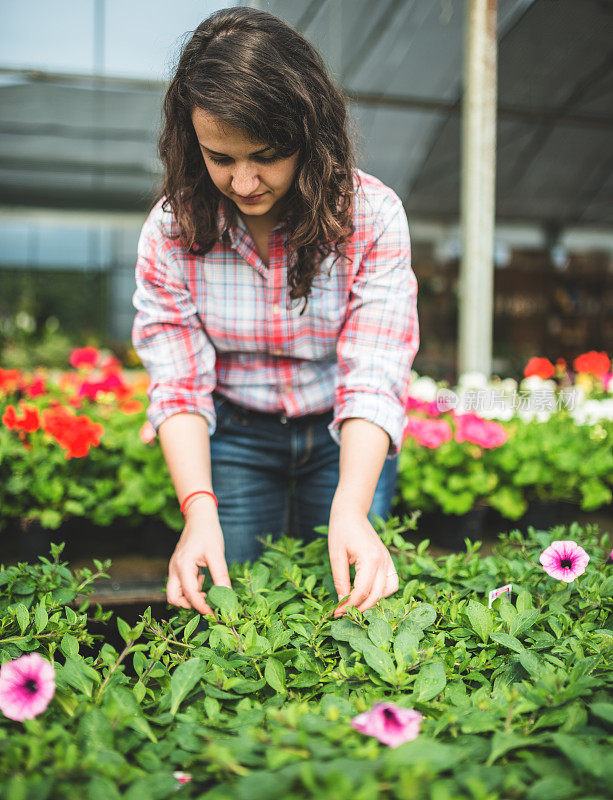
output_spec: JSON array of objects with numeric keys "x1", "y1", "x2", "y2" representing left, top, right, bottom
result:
[{"x1": 198, "y1": 143, "x2": 273, "y2": 156}]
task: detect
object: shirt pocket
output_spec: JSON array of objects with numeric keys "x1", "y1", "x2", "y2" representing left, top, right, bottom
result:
[
  {"x1": 302, "y1": 270, "x2": 347, "y2": 326},
  {"x1": 287, "y1": 276, "x2": 346, "y2": 361}
]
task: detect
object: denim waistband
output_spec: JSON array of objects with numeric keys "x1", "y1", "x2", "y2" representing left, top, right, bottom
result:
[{"x1": 213, "y1": 389, "x2": 333, "y2": 424}]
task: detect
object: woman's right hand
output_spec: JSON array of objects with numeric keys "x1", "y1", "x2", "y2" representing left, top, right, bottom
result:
[{"x1": 166, "y1": 500, "x2": 232, "y2": 616}]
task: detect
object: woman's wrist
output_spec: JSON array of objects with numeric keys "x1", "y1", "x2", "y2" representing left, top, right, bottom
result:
[{"x1": 183, "y1": 493, "x2": 219, "y2": 519}]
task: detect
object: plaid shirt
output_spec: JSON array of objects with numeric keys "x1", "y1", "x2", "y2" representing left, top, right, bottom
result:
[{"x1": 131, "y1": 167, "x2": 419, "y2": 459}]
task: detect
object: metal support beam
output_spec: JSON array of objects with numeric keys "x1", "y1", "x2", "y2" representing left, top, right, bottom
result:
[{"x1": 458, "y1": 0, "x2": 498, "y2": 378}]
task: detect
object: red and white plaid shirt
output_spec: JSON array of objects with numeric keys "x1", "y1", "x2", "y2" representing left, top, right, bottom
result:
[{"x1": 131, "y1": 167, "x2": 419, "y2": 459}]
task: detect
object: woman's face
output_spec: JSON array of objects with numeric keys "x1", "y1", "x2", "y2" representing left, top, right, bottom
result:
[{"x1": 191, "y1": 107, "x2": 300, "y2": 223}]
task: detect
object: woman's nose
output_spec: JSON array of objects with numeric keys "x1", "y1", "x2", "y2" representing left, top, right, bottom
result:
[{"x1": 231, "y1": 166, "x2": 261, "y2": 195}]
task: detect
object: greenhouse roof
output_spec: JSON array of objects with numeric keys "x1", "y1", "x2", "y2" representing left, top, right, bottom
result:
[{"x1": 0, "y1": 0, "x2": 611, "y2": 232}]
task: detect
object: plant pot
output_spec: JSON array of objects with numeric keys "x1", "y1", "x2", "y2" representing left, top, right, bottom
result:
[
  {"x1": 486, "y1": 500, "x2": 582, "y2": 538},
  {"x1": 410, "y1": 505, "x2": 488, "y2": 550}
]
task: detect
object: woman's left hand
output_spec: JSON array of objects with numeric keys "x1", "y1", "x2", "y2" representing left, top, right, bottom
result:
[{"x1": 327, "y1": 506, "x2": 399, "y2": 617}]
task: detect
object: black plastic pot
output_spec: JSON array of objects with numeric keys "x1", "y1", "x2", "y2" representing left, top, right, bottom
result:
[
  {"x1": 3, "y1": 516, "x2": 178, "y2": 565},
  {"x1": 486, "y1": 500, "x2": 580, "y2": 537},
  {"x1": 406, "y1": 504, "x2": 489, "y2": 550}
]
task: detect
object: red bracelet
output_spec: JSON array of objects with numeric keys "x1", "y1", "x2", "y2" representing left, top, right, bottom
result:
[{"x1": 180, "y1": 490, "x2": 218, "y2": 515}]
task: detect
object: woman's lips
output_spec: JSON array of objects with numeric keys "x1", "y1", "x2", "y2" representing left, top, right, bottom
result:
[{"x1": 236, "y1": 192, "x2": 266, "y2": 202}]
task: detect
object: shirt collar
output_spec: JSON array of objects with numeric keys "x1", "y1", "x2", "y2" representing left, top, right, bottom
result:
[{"x1": 217, "y1": 199, "x2": 285, "y2": 246}]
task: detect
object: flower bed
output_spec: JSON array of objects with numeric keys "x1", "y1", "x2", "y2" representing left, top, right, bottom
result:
[
  {"x1": 1, "y1": 519, "x2": 612, "y2": 798},
  {"x1": 1, "y1": 349, "x2": 611, "y2": 545},
  {"x1": 398, "y1": 352, "x2": 613, "y2": 523}
]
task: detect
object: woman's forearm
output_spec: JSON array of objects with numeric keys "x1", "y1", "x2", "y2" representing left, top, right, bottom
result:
[
  {"x1": 331, "y1": 418, "x2": 390, "y2": 516},
  {"x1": 157, "y1": 412, "x2": 219, "y2": 518}
]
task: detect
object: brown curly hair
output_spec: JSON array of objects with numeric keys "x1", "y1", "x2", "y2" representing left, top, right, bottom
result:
[{"x1": 156, "y1": 5, "x2": 362, "y2": 314}]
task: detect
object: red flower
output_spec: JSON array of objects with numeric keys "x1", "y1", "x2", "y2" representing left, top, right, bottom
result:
[
  {"x1": 573, "y1": 350, "x2": 610, "y2": 379},
  {"x1": 40, "y1": 406, "x2": 104, "y2": 459},
  {"x1": 78, "y1": 373, "x2": 130, "y2": 402},
  {"x1": 120, "y1": 399, "x2": 143, "y2": 415},
  {"x1": 2, "y1": 406, "x2": 18, "y2": 429},
  {"x1": 1, "y1": 403, "x2": 40, "y2": 433},
  {"x1": 22, "y1": 375, "x2": 46, "y2": 398},
  {"x1": 524, "y1": 357, "x2": 555, "y2": 380},
  {"x1": 69, "y1": 346, "x2": 100, "y2": 370},
  {"x1": 0, "y1": 368, "x2": 21, "y2": 394}
]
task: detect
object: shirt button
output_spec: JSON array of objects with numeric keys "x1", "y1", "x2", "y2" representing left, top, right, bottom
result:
[
  {"x1": 272, "y1": 304, "x2": 282, "y2": 315},
  {"x1": 273, "y1": 348, "x2": 283, "y2": 356}
]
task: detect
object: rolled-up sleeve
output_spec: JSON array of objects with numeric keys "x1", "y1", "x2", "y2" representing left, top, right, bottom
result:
[
  {"x1": 328, "y1": 194, "x2": 419, "y2": 459},
  {"x1": 131, "y1": 208, "x2": 218, "y2": 435}
]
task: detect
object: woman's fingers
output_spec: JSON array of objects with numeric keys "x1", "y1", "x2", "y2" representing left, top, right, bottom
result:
[
  {"x1": 382, "y1": 567, "x2": 400, "y2": 598},
  {"x1": 356, "y1": 564, "x2": 388, "y2": 613},
  {"x1": 329, "y1": 541, "x2": 351, "y2": 616},
  {"x1": 166, "y1": 571, "x2": 192, "y2": 610},
  {"x1": 181, "y1": 561, "x2": 215, "y2": 615},
  {"x1": 207, "y1": 548, "x2": 233, "y2": 590},
  {"x1": 338, "y1": 555, "x2": 379, "y2": 615}
]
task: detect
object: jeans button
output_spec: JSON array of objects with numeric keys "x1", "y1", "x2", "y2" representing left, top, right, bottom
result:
[{"x1": 280, "y1": 415, "x2": 288, "y2": 424}]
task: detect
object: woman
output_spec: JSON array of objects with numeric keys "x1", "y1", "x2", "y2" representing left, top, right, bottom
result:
[{"x1": 131, "y1": 6, "x2": 419, "y2": 619}]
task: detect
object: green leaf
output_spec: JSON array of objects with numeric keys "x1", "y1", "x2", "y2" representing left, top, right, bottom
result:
[
  {"x1": 393, "y1": 628, "x2": 419, "y2": 664},
  {"x1": 117, "y1": 617, "x2": 131, "y2": 644},
  {"x1": 408, "y1": 603, "x2": 437, "y2": 629},
  {"x1": 526, "y1": 776, "x2": 578, "y2": 800},
  {"x1": 367, "y1": 618, "x2": 393, "y2": 648},
  {"x1": 599, "y1": 575, "x2": 613, "y2": 597},
  {"x1": 15, "y1": 603, "x2": 29, "y2": 634},
  {"x1": 59, "y1": 656, "x2": 99, "y2": 698},
  {"x1": 289, "y1": 671, "x2": 320, "y2": 688},
  {"x1": 490, "y1": 631, "x2": 525, "y2": 654},
  {"x1": 498, "y1": 599, "x2": 517, "y2": 627},
  {"x1": 207, "y1": 586, "x2": 240, "y2": 617},
  {"x1": 182, "y1": 615, "x2": 200, "y2": 641},
  {"x1": 516, "y1": 589, "x2": 533, "y2": 612},
  {"x1": 414, "y1": 661, "x2": 446, "y2": 702},
  {"x1": 359, "y1": 643, "x2": 396, "y2": 681},
  {"x1": 133, "y1": 681, "x2": 146, "y2": 704},
  {"x1": 551, "y1": 732, "x2": 607, "y2": 777},
  {"x1": 34, "y1": 602, "x2": 48, "y2": 634},
  {"x1": 60, "y1": 633, "x2": 79, "y2": 658},
  {"x1": 169, "y1": 657, "x2": 207, "y2": 716},
  {"x1": 510, "y1": 609, "x2": 539, "y2": 638},
  {"x1": 264, "y1": 657, "x2": 287, "y2": 693},
  {"x1": 465, "y1": 599, "x2": 493, "y2": 643},
  {"x1": 487, "y1": 731, "x2": 533, "y2": 765},
  {"x1": 518, "y1": 650, "x2": 542, "y2": 678},
  {"x1": 589, "y1": 702, "x2": 613, "y2": 726}
]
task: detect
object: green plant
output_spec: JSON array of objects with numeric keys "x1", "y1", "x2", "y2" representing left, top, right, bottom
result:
[
  {"x1": 1, "y1": 520, "x2": 612, "y2": 798},
  {"x1": 397, "y1": 413, "x2": 613, "y2": 520}
]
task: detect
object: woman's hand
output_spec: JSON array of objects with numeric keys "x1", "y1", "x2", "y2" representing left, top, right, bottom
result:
[
  {"x1": 327, "y1": 504, "x2": 399, "y2": 618},
  {"x1": 166, "y1": 500, "x2": 232, "y2": 616}
]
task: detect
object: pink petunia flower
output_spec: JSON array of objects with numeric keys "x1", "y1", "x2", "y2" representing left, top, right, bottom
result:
[
  {"x1": 539, "y1": 540, "x2": 590, "y2": 583},
  {"x1": 453, "y1": 413, "x2": 508, "y2": 448},
  {"x1": 403, "y1": 416, "x2": 452, "y2": 448},
  {"x1": 351, "y1": 702, "x2": 423, "y2": 748},
  {"x1": 0, "y1": 653, "x2": 56, "y2": 721}
]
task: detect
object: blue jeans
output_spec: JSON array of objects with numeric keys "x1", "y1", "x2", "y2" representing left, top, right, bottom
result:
[{"x1": 209, "y1": 390, "x2": 399, "y2": 564}]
